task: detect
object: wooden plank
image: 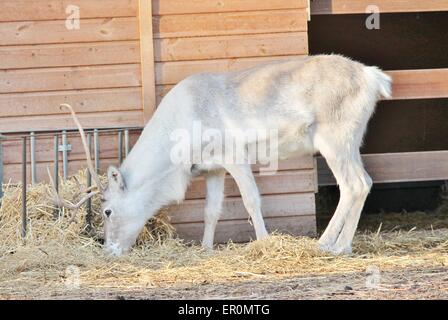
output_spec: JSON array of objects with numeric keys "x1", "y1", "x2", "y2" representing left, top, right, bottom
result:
[
  {"x1": 168, "y1": 193, "x2": 316, "y2": 223},
  {"x1": 311, "y1": 0, "x2": 448, "y2": 14},
  {"x1": 0, "y1": 0, "x2": 308, "y2": 21},
  {"x1": 154, "y1": 32, "x2": 308, "y2": 62},
  {"x1": 174, "y1": 215, "x2": 317, "y2": 243},
  {"x1": 2, "y1": 130, "x2": 141, "y2": 165},
  {"x1": 153, "y1": 0, "x2": 308, "y2": 15},
  {"x1": 156, "y1": 69, "x2": 448, "y2": 101},
  {"x1": 388, "y1": 69, "x2": 448, "y2": 100},
  {"x1": 0, "y1": 41, "x2": 140, "y2": 69},
  {"x1": 2, "y1": 139, "x2": 314, "y2": 184},
  {"x1": 155, "y1": 55, "x2": 307, "y2": 85},
  {"x1": 252, "y1": 156, "x2": 314, "y2": 172},
  {"x1": 0, "y1": 0, "x2": 138, "y2": 22},
  {"x1": 2, "y1": 157, "x2": 122, "y2": 183},
  {"x1": 317, "y1": 151, "x2": 448, "y2": 186},
  {"x1": 139, "y1": 0, "x2": 156, "y2": 122},
  {"x1": 153, "y1": 10, "x2": 308, "y2": 39},
  {"x1": 1, "y1": 134, "x2": 313, "y2": 175},
  {"x1": 185, "y1": 170, "x2": 315, "y2": 200},
  {"x1": 0, "y1": 110, "x2": 144, "y2": 133},
  {"x1": 0, "y1": 17, "x2": 139, "y2": 46},
  {"x1": 0, "y1": 88, "x2": 141, "y2": 117},
  {"x1": 0, "y1": 64, "x2": 141, "y2": 94}
]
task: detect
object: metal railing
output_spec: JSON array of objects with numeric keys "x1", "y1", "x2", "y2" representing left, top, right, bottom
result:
[{"x1": 0, "y1": 127, "x2": 144, "y2": 238}]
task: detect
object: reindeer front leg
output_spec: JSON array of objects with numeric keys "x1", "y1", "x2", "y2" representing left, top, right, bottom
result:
[
  {"x1": 224, "y1": 164, "x2": 269, "y2": 240},
  {"x1": 202, "y1": 170, "x2": 226, "y2": 249}
]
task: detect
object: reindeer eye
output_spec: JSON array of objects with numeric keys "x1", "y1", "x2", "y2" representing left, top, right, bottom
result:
[{"x1": 104, "y1": 209, "x2": 112, "y2": 217}]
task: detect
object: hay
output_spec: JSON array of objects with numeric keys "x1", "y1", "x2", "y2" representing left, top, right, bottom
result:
[{"x1": 0, "y1": 170, "x2": 448, "y2": 296}]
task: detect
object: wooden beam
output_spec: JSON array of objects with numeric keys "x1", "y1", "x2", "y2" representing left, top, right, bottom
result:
[
  {"x1": 185, "y1": 170, "x2": 316, "y2": 200},
  {"x1": 0, "y1": 88, "x2": 142, "y2": 118},
  {"x1": 1, "y1": 131, "x2": 140, "y2": 165},
  {"x1": 153, "y1": 32, "x2": 308, "y2": 62},
  {"x1": 0, "y1": 17, "x2": 139, "y2": 46},
  {"x1": 152, "y1": 0, "x2": 308, "y2": 15},
  {"x1": 0, "y1": 0, "x2": 138, "y2": 22},
  {"x1": 311, "y1": 0, "x2": 448, "y2": 15},
  {"x1": 153, "y1": 10, "x2": 308, "y2": 39},
  {"x1": 388, "y1": 69, "x2": 448, "y2": 100},
  {"x1": 3, "y1": 157, "x2": 123, "y2": 183},
  {"x1": 169, "y1": 193, "x2": 316, "y2": 224},
  {"x1": 0, "y1": 41, "x2": 140, "y2": 69},
  {"x1": 157, "y1": 69, "x2": 448, "y2": 102},
  {"x1": 175, "y1": 215, "x2": 316, "y2": 243},
  {"x1": 0, "y1": 110, "x2": 144, "y2": 133},
  {"x1": 138, "y1": 0, "x2": 156, "y2": 121},
  {"x1": 317, "y1": 151, "x2": 448, "y2": 185},
  {"x1": 155, "y1": 55, "x2": 307, "y2": 85},
  {"x1": 0, "y1": 64, "x2": 141, "y2": 94}
]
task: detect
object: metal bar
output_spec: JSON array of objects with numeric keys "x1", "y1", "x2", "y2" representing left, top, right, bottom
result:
[
  {"x1": 62, "y1": 130, "x2": 68, "y2": 180},
  {"x1": 118, "y1": 130, "x2": 123, "y2": 165},
  {"x1": 86, "y1": 133, "x2": 92, "y2": 228},
  {"x1": 0, "y1": 126, "x2": 143, "y2": 138},
  {"x1": 53, "y1": 135, "x2": 59, "y2": 193},
  {"x1": 30, "y1": 132, "x2": 37, "y2": 184},
  {"x1": 94, "y1": 129, "x2": 100, "y2": 173},
  {"x1": 124, "y1": 129, "x2": 130, "y2": 157},
  {"x1": 21, "y1": 137, "x2": 27, "y2": 239},
  {"x1": 53, "y1": 135, "x2": 59, "y2": 219}
]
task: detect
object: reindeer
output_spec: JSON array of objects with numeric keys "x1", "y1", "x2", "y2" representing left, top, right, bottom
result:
[{"x1": 50, "y1": 54, "x2": 392, "y2": 256}]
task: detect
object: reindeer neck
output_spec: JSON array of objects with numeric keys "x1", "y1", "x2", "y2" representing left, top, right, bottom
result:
[{"x1": 119, "y1": 100, "x2": 191, "y2": 193}]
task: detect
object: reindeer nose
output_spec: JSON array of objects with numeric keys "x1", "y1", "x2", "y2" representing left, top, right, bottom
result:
[{"x1": 104, "y1": 209, "x2": 112, "y2": 217}]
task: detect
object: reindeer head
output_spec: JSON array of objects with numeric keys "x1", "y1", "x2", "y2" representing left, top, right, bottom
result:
[
  {"x1": 100, "y1": 166, "x2": 150, "y2": 256},
  {"x1": 49, "y1": 104, "x2": 149, "y2": 256}
]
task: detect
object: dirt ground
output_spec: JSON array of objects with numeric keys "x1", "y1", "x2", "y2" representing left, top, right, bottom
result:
[
  {"x1": 1, "y1": 205, "x2": 448, "y2": 300},
  {"x1": 1, "y1": 267, "x2": 447, "y2": 300}
]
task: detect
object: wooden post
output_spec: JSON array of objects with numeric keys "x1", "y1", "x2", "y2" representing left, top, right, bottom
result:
[
  {"x1": 138, "y1": 0, "x2": 156, "y2": 122},
  {"x1": 307, "y1": 0, "x2": 311, "y2": 21}
]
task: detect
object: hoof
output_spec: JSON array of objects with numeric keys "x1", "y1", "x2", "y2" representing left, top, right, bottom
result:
[
  {"x1": 201, "y1": 242, "x2": 214, "y2": 251},
  {"x1": 319, "y1": 242, "x2": 352, "y2": 256}
]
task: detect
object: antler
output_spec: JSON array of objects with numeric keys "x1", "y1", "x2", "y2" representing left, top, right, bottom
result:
[
  {"x1": 47, "y1": 168, "x2": 99, "y2": 222},
  {"x1": 60, "y1": 103, "x2": 105, "y2": 193}
]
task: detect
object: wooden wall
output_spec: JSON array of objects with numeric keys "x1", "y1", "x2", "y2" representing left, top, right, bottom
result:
[
  {"x1": 146, "y1": 0, "x2": 315, "y2": 242},
  {"x1": 0, "y1": 0, "x2": 145, "y2": 184},
  {"x1": 0, "y1": 0, "x2": 317, "y2": 243},
  {"x1": 309, "y1": 2, "x2": 448, "y2": 186},
  {"x1": 0, "y1": 0, "x2": 144, "y2": 132},
  {"x1": 311, "y1": 0, "x2": 448, "y2": 14},
  {"x1": 151, "y1": 0, "x2": 309, "y2": 104}
]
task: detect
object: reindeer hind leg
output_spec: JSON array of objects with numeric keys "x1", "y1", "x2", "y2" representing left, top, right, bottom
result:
[{"x1": 315, "y1": 137, "x2": 371, "y2": 255}]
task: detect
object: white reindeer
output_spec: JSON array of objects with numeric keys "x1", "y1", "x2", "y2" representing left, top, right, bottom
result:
[{"x1": 52, "y1": 55, "x2": 392, "y2": 256}]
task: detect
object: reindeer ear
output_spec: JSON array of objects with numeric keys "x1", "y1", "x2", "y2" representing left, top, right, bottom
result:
[{"x1": 107, "y1": 166, "x2": 126, "y2": 192}]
